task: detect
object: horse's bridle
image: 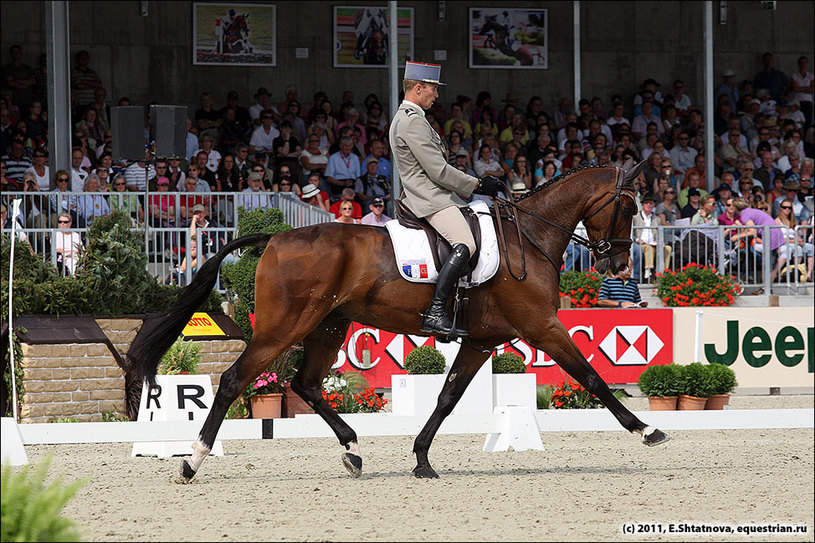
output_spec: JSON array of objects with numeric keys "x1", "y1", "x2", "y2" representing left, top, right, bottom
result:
[{"x1": 491, "y1": 166, "x2": 637, "y2": 280}]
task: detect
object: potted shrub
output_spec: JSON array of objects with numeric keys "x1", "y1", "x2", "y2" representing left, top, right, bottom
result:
[
  {"x1": 637, "y1": 363, "x2": 682, "y2": 410},
  {"x1": 655, "y1": 263, "x2": 740, "y2": 307},
  {"x1": 677, "y1": 362, "x2": 714, "y2": 410},
  {"x1": 158, "y1": 337, "x2": 200, "y2": 375},
  {"x1": 245, "y1": 370, "x2": 284, "y2": 419},
  {"x1": 391, "y1": 346, "x2": 447, "y2": 417},
  {"x1": 705, "y1": 363, "x2": 738, "y2": 410},
  {"x1": 492, "y1": 352, "x2": 537, "y2": 409}
]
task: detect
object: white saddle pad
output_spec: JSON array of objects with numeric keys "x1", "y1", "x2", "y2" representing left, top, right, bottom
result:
[{"x1": 384, "y1": 200, "x2": 500, "y2": 287}]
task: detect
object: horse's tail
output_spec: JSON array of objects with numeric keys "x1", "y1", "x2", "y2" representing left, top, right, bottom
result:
[{"x1": 127, "y1": 232, "x2": 272, "y2": 386}]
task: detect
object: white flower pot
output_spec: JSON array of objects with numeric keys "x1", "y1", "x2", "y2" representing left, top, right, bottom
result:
[
  {"x1": 492, "y1": 373, "x2": 537, "y2": 409},
  {"x1": 391, "y1": 374, "x2": 446, "y2": 417}
]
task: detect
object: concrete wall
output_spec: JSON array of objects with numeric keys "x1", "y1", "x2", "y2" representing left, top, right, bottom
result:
[
  {"x1": 18, "y1": 318, "x2": 245, "y2": 423},
  {"x1": 1, "y1": 1, "x2": 812, "y2": 115}
]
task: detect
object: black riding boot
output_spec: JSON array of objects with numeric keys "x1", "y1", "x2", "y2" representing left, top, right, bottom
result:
[{"x1": 421, "y1": 244, "x2": 470, "y2": 339}]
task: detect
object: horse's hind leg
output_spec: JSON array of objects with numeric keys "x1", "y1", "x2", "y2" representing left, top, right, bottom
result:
[
  {"x1": 179, "y1": 339, "x2": 283, "y2": 482},
  {"x1": 529, "y1": 321, "x2": 669, "y2": 447},
  {"x1": 290, "y1": 315, "x2": 364, "y2": 477},
  {"x1": 412, "y1": 345, "x2": 491, "y2": 478}
]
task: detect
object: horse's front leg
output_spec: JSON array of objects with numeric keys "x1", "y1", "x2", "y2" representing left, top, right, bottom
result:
[
  {"x1": 412, "y1": 344, "x2": 491, "y2": 478},
  {"x1": 527, "y1": 320, "x2": 670, "y2": 446}
]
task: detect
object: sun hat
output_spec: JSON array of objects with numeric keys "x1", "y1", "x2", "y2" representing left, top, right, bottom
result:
[
  {"x1": 301, "y1": 184, "x2": 320, "y2": 199},
  {"x1": 192, "y1": 204, "x2": 206, "y2": 214}
]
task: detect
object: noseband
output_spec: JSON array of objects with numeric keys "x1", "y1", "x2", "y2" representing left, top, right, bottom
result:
[{"x1": 492, "y1": 166, "x2": 636, "y2": 280}]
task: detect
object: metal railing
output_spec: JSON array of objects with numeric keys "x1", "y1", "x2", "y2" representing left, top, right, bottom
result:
[
  {"x1": 3, "y1": 193, "x2": 812, "y2": 296},
  {"x1": 563, "y1": 224, "x2": 814, "y2": 294}
]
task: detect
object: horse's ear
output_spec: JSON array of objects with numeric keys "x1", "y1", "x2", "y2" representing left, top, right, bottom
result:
[{"x1": 623, "y1": 159, "x2": 647, "y2": 183}]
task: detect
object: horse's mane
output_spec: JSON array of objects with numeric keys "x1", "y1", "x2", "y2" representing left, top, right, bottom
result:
[{"x1": 514, "y1": 162, "x2": 609, "y2": 203}]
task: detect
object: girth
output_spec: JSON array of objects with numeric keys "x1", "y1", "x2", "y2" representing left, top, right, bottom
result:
[{"x1": 395, "y1": 200, "x2": 482, "y2": 274}]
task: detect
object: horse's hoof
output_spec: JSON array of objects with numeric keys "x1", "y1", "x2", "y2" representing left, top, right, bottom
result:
[
  {"x1": 642, "y1": 427, "x2": 670, "y2": 447},
  {"x1": 178, "y1": 459, "x2": 197, "y2": 483},
  {"x1": 342, "y1": 452, "x2": 362, "y2": 478},
  {"x1": 412, "y1": 464, "x2": 440, "y2": 479}
]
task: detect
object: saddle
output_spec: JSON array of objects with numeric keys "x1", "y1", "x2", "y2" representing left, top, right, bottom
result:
[{"x1": 395, "y1": 200, "x2": 482, "y2": 275}]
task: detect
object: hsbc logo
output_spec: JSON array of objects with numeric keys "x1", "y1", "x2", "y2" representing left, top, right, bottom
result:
[{"x1": 599, "y1": 326, "x2": 665, "y2": 365}]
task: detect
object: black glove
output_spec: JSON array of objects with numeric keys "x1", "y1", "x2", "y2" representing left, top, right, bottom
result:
[{"x1": 475, "y1": 175, "x2": 500, "y2": 197}]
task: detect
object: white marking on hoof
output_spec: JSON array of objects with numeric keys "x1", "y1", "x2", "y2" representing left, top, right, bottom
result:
[
  {"x1": 345, "y1": 440, "x2": 360, "y2": 457},
  {"x1": 187, "y1": 438, "x2": 211, "y2": 472}
]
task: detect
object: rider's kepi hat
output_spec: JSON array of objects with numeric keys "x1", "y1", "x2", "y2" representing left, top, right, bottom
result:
[{"x1": 403, "y1": 61, "x2": 446, "y2": 86}]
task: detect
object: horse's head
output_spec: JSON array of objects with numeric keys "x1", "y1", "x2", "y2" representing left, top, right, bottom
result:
[{"x1": 582, "y1": 160, "x2": 644, "y2": 277}]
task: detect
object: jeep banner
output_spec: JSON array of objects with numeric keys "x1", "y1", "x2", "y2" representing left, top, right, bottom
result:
[
  {"x1": 673, "y1": 307, "x2": 814, "y2": 388},
  {"x1": 331, "y1": 309, "x2": 674, "y2": 388}
]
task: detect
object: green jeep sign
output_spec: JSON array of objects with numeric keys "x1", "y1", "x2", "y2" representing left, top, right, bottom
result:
[{"x1": 705, "y1": 321, "x2": 814, "y2": 372}]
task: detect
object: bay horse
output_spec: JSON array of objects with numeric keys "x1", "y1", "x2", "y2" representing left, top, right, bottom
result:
[{"x1": 125, "y1": 161, "x2": 669, "y2": 482}]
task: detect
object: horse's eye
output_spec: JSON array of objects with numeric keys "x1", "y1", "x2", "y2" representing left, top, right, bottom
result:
[{"x1": 621, "y1": 205, "x2": 637, "y2": 217}]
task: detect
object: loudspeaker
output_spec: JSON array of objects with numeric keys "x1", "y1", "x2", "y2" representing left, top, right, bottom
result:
[
  {"x1": 150, "y1": 105, "x2": 187, "y2": 159},
  {"x1": 111, "y1": 106, "x2": 146, "y2": 161}
]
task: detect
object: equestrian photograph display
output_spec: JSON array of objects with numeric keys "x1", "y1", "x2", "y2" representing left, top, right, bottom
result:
[
  {"x1": 192, "y1": 3, "x2": 276, "y2": 66},
  {"x1": 469, "y1": 7, "x2": 548, "y2": 69},
  {"x1": 333, "y1": 6, "x2": 414, "y2": 68}
]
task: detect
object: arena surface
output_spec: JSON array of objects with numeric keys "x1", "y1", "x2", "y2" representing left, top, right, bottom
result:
[{"x1": 22, "y1": 395, "x2": 814, "y2": 542}]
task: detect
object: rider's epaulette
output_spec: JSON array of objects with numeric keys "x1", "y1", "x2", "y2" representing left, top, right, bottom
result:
[{"x1": 405, "y1": 108, "x2": 416, "y2": 116}]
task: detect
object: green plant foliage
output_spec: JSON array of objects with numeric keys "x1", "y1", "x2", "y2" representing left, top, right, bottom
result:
[
  {"x1": 404, "y1": 345, "x2": 446, "y2": 374},
  {"x1": 559, "y1": 271, "x2": 603, "y2": 308},
  {"x1": 158, "y1": 337, "x2": 201, "y2": 375},
  {"x1": 1, "y1": 454, "x2": 86, "y2": 542},
  {"x1": 637, "y1": 363, "x2": 683, "y2": 397},
  {"x1": 678, "y1": 362, "x2": 716, "y2": 398},
  {"x1": 101, "y1": 411, "x2": 130, "y2": 422},
  {"x1": 492, "y1": 352, "x2": 526, "y2": 373},
  {"x1": 656, "y1": 263, "x2": 740, "y2": 307},
  {"x1": 226, "y1": 399, "x2": 249, "y2": 419},
  {"x1": 50, "y1": 417, "x2": 79, "y2": 423},
  {"x1": 707, "y1": 362, "x2": 738, "y2": 395},
  {"x1": 221, "y1": 206, "x2": 292, "y2": 341},
  {"x1": 536, "y1": 385, "x2": 553, "y2": 409}
]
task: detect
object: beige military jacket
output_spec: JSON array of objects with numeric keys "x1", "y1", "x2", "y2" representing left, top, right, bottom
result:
[{"x1": 389, "y1": 100, "x2": 479, "y2": 217}]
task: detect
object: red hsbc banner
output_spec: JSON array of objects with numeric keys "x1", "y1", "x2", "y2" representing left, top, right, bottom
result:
[{"x1": 330, "y1": 309, "x2": 674, "y2": 387}]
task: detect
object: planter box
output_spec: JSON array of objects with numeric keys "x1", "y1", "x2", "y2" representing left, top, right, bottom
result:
[
  {"x1": 492, "y1": 373, "x2": 537, "y2": 409},
  {"x1": 452, "y1": 362, "x2": 493, "y2": 415},
  {"x1": 391, "y1": 374, "x2": 446, "y2": 417}
]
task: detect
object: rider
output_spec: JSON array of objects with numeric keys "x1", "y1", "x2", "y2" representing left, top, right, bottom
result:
[{"x1": 389, "y1": 61, "x2": 500, "y2": 340}]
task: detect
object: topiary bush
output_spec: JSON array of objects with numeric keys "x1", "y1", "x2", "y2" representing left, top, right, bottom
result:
[
  {"x1": 707, "y1": 362, "x2": 738, "y2": 395},
  {"x1": 221, "y1": 206, "x2": 292, "y2": 341},
  {"x1": 1, "y1": 454, "x2": 86, "y2": 542},
  {"x1": 492, "y1": 352, "x2": 526, "y2": 373},
  {"x1": 404, "y1": 345, "x2": 446, "y2": 374},
  {"x1": 678, "y1": 362, "x2": 715, "y2": 398},
  {"x1": 637, "y1": 363, "x2": 683, "y2": 397}
]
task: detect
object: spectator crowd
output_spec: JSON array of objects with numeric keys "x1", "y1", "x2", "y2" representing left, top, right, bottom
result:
[{"x1": 1, "y1": 45, "x2": 813, "y2": 284}]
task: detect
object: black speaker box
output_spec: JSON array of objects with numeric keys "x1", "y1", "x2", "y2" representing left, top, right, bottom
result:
[
  {"x1": 150, "y1": 105, "x2": 188, "y2": 159},
  {"x1": 111, "y1": 106, "x2": 146, "y2": 161}
]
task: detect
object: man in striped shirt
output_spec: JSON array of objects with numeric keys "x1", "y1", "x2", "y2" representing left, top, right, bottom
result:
[{"x1": 597, "y1": 259, "x2": 647, "y2": 308}]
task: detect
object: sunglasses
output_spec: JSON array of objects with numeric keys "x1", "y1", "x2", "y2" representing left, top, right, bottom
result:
[
  {"x1": 341, "y1": 207, "x2": 353, "y2": 211},
  {"x1": 780, "y1": 205, "x2": 792, "y2": 210},
  {"x1": 58, "y1": 220, "x2": 71, "y2": 224},
  {"x1": 114, "y1": 182, "x2": 126, "y2": 186},
  {"x1": 279, "y1": 182, "x2": 291, "y2": 186},
  {"x1": 57, "y1": 178, "x2": 69, "y2": 182},
  {"x1": 665, "y1": 190, "x2": 675, "y2": 194}
]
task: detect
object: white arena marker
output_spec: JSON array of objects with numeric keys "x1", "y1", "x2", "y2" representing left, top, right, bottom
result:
[
  {"x1": 1, "y1": 417, "x2": 28, "y2": 466},
  {"x1": 131, "y1": 376, "x2": 223, "y2": 458},
  {"x1": 483, "y1": 406, "x2": 545, "y2": 453}
]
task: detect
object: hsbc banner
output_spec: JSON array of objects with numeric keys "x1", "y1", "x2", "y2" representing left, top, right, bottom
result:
[{"x1": 332, "y1": 309, "x2": 673, "y2": 387}]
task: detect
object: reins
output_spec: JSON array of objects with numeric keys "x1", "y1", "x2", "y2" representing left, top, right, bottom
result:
[{"x1": 488, "y1": 165, "x2": 636, "y2": 280}]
